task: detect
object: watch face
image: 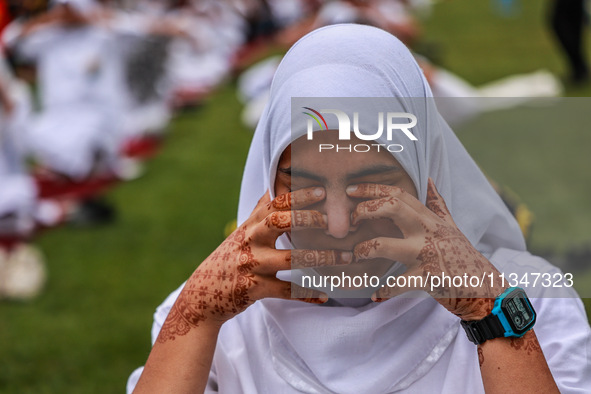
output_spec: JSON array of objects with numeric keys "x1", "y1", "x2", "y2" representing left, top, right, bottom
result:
[{"x1": 501, "y1": 289, "x2": 536, "y2": 334}]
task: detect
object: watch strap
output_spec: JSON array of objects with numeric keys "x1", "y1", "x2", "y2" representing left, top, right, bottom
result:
[{"x1": 461, "y1": 314, "x2": 506, "y2": 345}]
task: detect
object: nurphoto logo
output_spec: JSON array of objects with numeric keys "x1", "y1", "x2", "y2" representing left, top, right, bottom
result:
[{"x1": 302, "y1": 107, "x2": 418, "y2": 153}]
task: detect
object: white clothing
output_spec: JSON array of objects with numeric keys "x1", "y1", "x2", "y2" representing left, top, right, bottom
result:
[
  {"x1": 0, "y1": 61, "x2": 37, "y2": 234},
  {"x1": 268, "y1": 0, "x2": 308, "y2": 28},
  {"x1": 164, "y1": 1, "x2": 245, "y2": 96},
  {"x1": 128, "y1": 253, "x2": 591, "y2": 393},
  {"x1": 8, "y1": 23, "x2": 125, "y2": 179},
  {"x1": 315, "y1": 1, "x2": 361, "y2": 26}
]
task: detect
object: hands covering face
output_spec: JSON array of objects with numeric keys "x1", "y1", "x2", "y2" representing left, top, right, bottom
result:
[
  {"x1": 350, "y1": 178, "x2": 505, "y2": 320},
  {"x1": 159, "y1": 178, "x2": 504, "y2": 342},
  {"x1": 159, "y1": 186, "x2": 353, "y2": 341}
]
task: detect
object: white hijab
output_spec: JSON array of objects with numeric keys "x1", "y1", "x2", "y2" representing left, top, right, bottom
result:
[{"x1": 230, "y1": 24, "x2": 526, "y2": 393}]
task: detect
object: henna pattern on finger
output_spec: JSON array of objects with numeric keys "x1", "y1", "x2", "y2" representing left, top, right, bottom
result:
[
  {"x1": 266, "y1": 211, "x2": 291, "y2": 229},
  {"x1": 292, "y1": 250, "x2": 331, "y2": 268},
  {"x1": 355, "y1": 240, "x2": 380, "y2": 259},
  {"x1": 264, "y1": 209, "x2": 327, "y2": 230},
  {"x1": 292, "y1": 210, "x2": 325, "y2": 227},
  {"x1": 352, "y1": 197, "x2": 396, "y2": 224},
  {"x1": 291, "y1": 250, "x2": 350, "y2": 268},
  {"x1": 355, "y1": 184, "x2": 396, "y2": 198},
  {"x1": 364, "y1": 197, "x2": 396, "y2": 213},
  {"x1": 290, "y1": 284, "x2": 326, "y2": 303},
  {"x1": 269, "y1": 189, "x2": 322, "y2": 211},
  {"x1": 426, "y1": 183, "x2": 446, "y2": 219},
  {"x1": 270, "y1": 194, "x2": 291, "y2": 210}
]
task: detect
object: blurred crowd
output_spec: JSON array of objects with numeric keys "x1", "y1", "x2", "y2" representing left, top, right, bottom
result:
[
  {"x1": 0, "y1": 0, "x2": 570, "y2": 301},
  {"x1": 0, "y1": 0, "x2": 253, "y2": 300}
]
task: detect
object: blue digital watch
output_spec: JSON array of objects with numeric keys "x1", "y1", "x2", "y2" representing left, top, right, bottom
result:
[{"x1": 460, "y1": 287, "x2": 536, "y2": 345}]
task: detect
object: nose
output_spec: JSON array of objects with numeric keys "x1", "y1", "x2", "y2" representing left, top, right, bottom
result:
[{"x1": 323, "y1": 189, "x2": 355, "y2": 238}]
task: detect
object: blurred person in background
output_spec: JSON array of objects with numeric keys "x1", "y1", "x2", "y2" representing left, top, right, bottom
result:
[
  {"x1": 238, "y1": 0, "x2": 561, "y2": 130},
  {"x1": 0, "y1": 58, "x2": 59, "y2": 301},
  {"x1": 550, "y1": 0, "x2": 589, "y2": 85},
  {"x1": 162, "y1": 0, "x2": 246, "y2": 109},
  {"x1": 2, "y1": 0, "x2": 128, "y2": 223}
]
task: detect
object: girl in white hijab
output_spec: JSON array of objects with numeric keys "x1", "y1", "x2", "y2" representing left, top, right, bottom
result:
[{"x1": 129, "y1": 24, "x2": 591, "y2": 393}]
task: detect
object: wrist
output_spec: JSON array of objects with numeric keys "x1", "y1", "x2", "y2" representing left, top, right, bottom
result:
[
  {"x1": 459, "y1": 275, "x2": 508, "y2": 321},
  {"x1": 461, "y1": 287, "x2": 536, "y2": 346}
]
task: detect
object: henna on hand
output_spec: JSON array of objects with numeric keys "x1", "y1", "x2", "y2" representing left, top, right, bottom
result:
[
  {"x1": 290, "y1": 249, "x2": 353, "y2": 268},
  {"x1": 415, "y1": 222, "x2": 499, "y2": 320},
  {"x1": 350, "y1": 179, "x2": 505, "y2": 320},
  {"x1": 158, "y1": 227, "x2": 258, "y2": 343},
  {"x1": 157, "y1": 188, "x2": 332, "y2": 343}
]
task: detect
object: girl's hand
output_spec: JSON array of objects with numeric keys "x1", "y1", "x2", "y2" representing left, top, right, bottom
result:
[
  {"x1": 349, "y1": 178, "x2": 505, "y2": 320},
  {"x1": 157, "y1": 187, "x2": 343, "y2": 343}
]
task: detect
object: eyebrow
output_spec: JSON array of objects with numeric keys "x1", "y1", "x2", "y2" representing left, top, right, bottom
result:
[
  {"x1": 278, "y1": 167, "x2": 326, "y2": 182},
  {"x1": 277, "y1": 164, "x2": 401, "y2": 182}
]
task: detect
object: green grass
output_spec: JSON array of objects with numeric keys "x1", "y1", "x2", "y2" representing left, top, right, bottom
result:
[
  {"x1": 454, "y1": 100, "x2": 591, "y2": 254},
  {"x1": 0, "y1": 85, "x2": 253, "y2": 392},
  {"x1": 1, "y1": 0, "x2": 591, "y2": 391}
]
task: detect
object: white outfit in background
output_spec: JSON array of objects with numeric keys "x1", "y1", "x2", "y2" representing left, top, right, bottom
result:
[
  {"x1": 0, "y1": 59, "x2": 36, "y2": 235},
  {"x1": 128, "y1": 25, "x2": 591, "y2": 393},
  {"x1": 6, "y1": 14, "x2": 125, "y2": 179},
  {"x1": 268, "y1": 0, "x2": 308, "y2": 28},
  {"x1": 165, "y1": 0, "x2": 246, "y2": 97},
  {"x1": 165, "y1": 11, "x2": 231, "y2": 94}
]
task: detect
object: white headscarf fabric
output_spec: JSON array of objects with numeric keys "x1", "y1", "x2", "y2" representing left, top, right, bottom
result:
[
  {"x1": 238, "y1": 24, "x2": 525, "y2": 255},
  {"x1": 230, "y1": 24, "x2": 527, "y2": 393}
]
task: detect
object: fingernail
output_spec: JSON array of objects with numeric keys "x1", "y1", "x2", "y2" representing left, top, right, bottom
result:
[
  {"x1": 340, "y1": 251, "x2": 353, "y2": 263},
  {"x1": 319, "y1": 294, "x2": 329, "y2": 303},
  {"x1": 322, "y1": 214, "x2": 328, "y2": 223},
  {"x1": 314, "y1": 187, "x2": 324, "y2": 197},
  {"x1": 346, "y1": 185, "x2": 358, "y2": 194},
  {"x1": 371, "y1": 294, "x2": 384, "y2": 302}
]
